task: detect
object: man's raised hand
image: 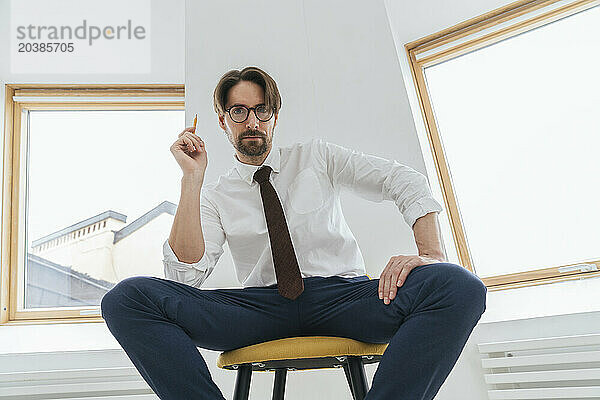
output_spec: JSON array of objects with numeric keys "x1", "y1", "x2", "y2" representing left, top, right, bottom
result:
[{"x1": 170, "y1": 126, "x2": 208, "y2": 177}]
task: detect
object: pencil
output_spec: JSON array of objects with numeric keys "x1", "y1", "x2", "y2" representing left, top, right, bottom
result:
[{"x1": 192, "y1": 113, "x2": 198, "y2": 135}]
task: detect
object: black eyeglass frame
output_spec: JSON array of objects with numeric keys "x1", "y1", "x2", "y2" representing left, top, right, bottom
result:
[{"x1": 224, "y1": 104, "x2": 275, "y2": 123}]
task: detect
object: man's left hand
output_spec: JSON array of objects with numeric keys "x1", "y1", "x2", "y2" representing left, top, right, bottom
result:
[{"x1": 378, "y1": 255, "x2": 443, "y2": 305}]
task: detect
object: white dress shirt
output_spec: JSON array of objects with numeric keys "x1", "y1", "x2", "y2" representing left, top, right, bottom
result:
[{"x1": 163, "y1": 138, "x2": 443, "y2": 288}]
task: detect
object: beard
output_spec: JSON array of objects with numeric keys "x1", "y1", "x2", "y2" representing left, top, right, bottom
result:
[{"x1": 235, "y1": 129, "x2": 270, "y2": 157}]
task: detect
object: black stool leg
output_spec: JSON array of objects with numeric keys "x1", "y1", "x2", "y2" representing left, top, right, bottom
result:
[
  {"x1": 233, "y1": 365, "x2": 252, "y2": 400},
  {"x1": 343, "y1": 363, "x2": 357, "y2": 400},
  {"x1": 272, "y1": 368, "x2": 287, "y2": 400},
  {"x1": 347, "y1": 356, "x2": 369, "y2": 400}
]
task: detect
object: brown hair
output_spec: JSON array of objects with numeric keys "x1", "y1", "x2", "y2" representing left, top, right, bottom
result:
[{"x1": 213, "y1": 66, "x2": 282, "y2": 117}]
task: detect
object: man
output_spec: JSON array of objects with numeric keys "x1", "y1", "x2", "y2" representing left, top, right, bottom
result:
[{"x1": 101, "y1": 66, "x2": 487, "y2": 400}]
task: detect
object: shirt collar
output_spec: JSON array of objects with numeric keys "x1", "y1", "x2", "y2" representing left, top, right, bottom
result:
[{"x1": 233, "y1": 144, "x2": 281, "y2": 186}]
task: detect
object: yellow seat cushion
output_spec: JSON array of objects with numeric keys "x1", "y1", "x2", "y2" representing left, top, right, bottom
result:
[{"x1": 216, "y1": 336, "x2": 388, "y2": 369}]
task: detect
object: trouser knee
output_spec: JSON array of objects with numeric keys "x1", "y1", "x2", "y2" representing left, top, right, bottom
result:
[
  {"x1": 100, "y1": 276, "x2": 153, "y2": 321},
  {"x1": 423, "y1": 262, "x2": 487, "y2": 316}
]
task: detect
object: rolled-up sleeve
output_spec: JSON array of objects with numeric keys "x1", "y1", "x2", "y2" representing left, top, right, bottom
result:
[
  {"x1": 162, "y1": 190, "x2": 226, "y2": 288},
  {"x1": 314, "y1": 138, "x2": 443, "y2": 228}
]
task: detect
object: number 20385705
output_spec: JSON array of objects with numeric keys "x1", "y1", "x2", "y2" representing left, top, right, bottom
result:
[{"x1": 18, "y1": 42, "x2": 74, "y2": 52}]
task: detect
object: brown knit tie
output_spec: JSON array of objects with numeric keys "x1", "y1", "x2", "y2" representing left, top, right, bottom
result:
[{"x1": 253, "y1": 165, "x2": 304, "y2": 300}]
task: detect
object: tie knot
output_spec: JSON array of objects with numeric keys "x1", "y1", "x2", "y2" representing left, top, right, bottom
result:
[{"x1": 253, "y1": 165, "x2": 272, "y2": 184}]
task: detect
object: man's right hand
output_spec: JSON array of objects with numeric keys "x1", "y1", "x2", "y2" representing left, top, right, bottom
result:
[{"x1": 170, "y1": 126, "x2": 208, "y2": 178}]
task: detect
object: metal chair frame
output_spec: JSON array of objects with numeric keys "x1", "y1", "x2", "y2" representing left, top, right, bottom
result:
[{"x1": 225, "y1": 354, "x2": 379, "y2": 400}]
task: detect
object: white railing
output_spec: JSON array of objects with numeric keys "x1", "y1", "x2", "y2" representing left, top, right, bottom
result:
[
  {"x1": 478, "y1": 333, "x2": 600, "y2": 399},
  {"x1": 0, "y1": 349, "x2": 158, "y2": 399}
]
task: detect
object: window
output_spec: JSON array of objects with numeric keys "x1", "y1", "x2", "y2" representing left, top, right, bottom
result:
[
  {"x1": 406, "y1": 0, "x2": 599, "y2": 291},
  {"x1": 1, "y1": 85, "x2": 184, "y2": 324}
]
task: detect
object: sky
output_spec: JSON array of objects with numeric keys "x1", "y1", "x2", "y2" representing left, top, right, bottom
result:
[{"x1": 27, "y1": 109, "x2": 185, "y2": 247}]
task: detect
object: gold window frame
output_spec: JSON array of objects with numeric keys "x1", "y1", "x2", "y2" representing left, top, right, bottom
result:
[
  {"x1": 405, "y1": 0, "x2": 600, "y2": 291},
  {"x1": 1, "y1": 84, "x2": 184, "y2": 325}
]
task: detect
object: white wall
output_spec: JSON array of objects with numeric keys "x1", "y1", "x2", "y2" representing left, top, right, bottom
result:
[{"x1": 1, "y1": 1, "x2": 598, "y2": 400}]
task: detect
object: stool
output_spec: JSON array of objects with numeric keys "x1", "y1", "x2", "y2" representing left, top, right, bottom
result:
[{"x1": 216, "y1": 336, "x2": 389, "y2": 400}]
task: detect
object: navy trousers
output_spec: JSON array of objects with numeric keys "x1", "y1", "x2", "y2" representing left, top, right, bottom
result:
[{"x1": 101, "y1": 262, "x2": 487, "y2": 399}]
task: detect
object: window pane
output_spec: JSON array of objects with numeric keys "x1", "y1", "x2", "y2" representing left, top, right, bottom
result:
[
  {"x1": 424, "y1": 6, "x2": 600, "y2": 278},
  {"x1": 25, "y1": 110, "x2": 185, "y2": 309}
]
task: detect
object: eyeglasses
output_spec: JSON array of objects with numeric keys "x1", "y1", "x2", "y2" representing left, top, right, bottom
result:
[{"x1": 225, "y1": 104, "x2": 275, "y2": 123}]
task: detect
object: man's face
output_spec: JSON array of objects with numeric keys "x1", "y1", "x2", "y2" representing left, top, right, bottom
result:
[{"x1": 218, "y1": 80, "x2": 278, "y2": 158}]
